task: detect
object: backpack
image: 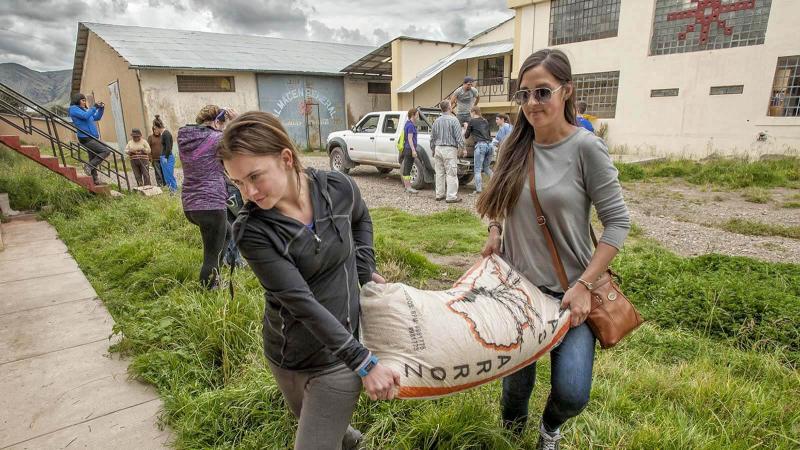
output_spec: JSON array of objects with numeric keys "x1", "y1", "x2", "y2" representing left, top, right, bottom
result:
[{"x1": 396, "y1": 121, "x2": 406, "y2": 153}]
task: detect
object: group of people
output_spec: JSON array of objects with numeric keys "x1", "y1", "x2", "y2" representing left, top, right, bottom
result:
[
  {"x1": 122, "y1": 117, "x2": 177, "y2": 190},
  {"x1": 68, "y1": 95, "x2": 177, "y2": 192},
  {"x1": 71, "y1": 48, "x2": 628, "y2": 450},
  {"x1": 401, "y1": 75, "x2": 597, "y2": 205}
]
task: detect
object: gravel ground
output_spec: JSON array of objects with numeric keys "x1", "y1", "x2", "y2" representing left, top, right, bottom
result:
[{"x1": 305, "y1": 156, "x2": 800, "y2": 264}]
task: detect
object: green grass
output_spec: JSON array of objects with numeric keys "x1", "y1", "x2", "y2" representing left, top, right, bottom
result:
[
  {"x1": 741, "y1": 187, "x2": 772, "y2": 204},
  {"x1": 3, "y1": 152, "x2": 799, "y2": 448},
  {"x1": 719, "y1": 218, "x2": 800, "y2": 240},
  {"x1": 617, "y1": 157, "x2": 800, "y2": 189},
  {"x1": 0, "y1": 149, "x2": 92, "y2": 215}
]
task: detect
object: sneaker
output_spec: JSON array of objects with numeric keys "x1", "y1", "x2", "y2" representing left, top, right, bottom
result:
[
  {"x1": 83, "y1": 164, "x2": 92, "y2": 177},
  {"x1": 405, "y1": 187, "x2": 419, "y2": 194},
  {"x1": 445, "y1": 197, "x2": 463, "y2": 203},
  {"x1": 435, "y1": 196, "x2": 445, "y2": 201},
  {"x1": 469, "y1": 191, "x2": 481, "y2": 196},
  {"x1": 536, "y1": 422, "x2": 562, "y2": 450}
]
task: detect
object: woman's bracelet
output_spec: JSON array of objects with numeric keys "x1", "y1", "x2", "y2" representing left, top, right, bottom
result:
[{"x1": 488, "y1": 221, "x2": 502, "y2": 235}]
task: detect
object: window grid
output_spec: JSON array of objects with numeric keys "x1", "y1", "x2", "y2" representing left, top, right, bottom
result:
[
  {"x1": 768, "y1": 56, "x2": 800, "y2": 117},
  {"x1": 651, "y1": 88, "x2": 679, "y2": 97},
  {"x1": 650, "y1": 0, "x2": 772, "y2": 56},
  {"x1": 709, "y1": 85, "x2": 744, "y2": 95},
  {"x1": 478, "y1": 56, "x2": 505, "y2": 84},
  {"x1": 176, "y1": 76, "x2": 235, "y2": 92},
  {"x1": 573, "y1": 71, "x2": 620, "y2": 118},
  {"x1": 549, "y1": 0, "x2": 621, "y2": 46},
  {"x1": 367, "y1": 82, "x2": 391, "y2": 94}
]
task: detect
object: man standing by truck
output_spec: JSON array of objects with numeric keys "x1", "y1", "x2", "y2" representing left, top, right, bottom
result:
[{"x1": 431, "y1": 101, "x2": 465, "y2": 203}]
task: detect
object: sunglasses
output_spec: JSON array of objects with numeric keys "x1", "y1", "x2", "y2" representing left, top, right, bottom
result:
[{"x1": 512, "y1": 84, "x2": 565, "y2": 105}]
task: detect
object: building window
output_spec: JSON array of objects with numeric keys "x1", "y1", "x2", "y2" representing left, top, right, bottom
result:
[
  {"x1": 650, "y1": 0, "x2": 772, "y2": 56},
  {"x1": 710, "y1": 85, "x2": 744, "y2": 95},
  {"x1": 574, "y1": 71, "x2": 620, "y2": 118},
  {"x1": 651, "y1": 88, "x2": 679, "y2": 97},
  {"x1": 367, "y1": 82, "x2": 391, "y2": 94},
  {"x1": 549, "y1": 0, "x2": 622, "y2": 46},
  {"x1": 176, "y1": 75, "x2": 235, "y2": 92},
  {"x1": 768, "y1": 56, "x2": 800, "y2": 117},
  {"x1": 478, "y1": 56, "x2": 505, "y2": 84}
]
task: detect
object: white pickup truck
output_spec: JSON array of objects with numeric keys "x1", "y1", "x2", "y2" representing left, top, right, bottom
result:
[{"x1": 325, "y1": 108, "x2": 475, "y2": 190}]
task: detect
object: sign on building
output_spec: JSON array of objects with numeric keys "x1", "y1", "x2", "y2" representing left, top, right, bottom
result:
[{"x1": 256, "y1": 75, "x2": 346, "y2": 150}]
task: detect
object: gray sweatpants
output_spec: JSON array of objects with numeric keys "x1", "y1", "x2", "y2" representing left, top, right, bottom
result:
[{"x1": 269, "y1": 361, "x2": 363, "y2": 450}]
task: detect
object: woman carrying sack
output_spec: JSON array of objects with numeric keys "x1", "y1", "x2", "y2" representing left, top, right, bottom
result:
[
  {"x1": 220, "y1": 111, "x2": 400, "y2": 450},
  {"x1": 476, "y1": 49, "x2": 631, "y2": 448}
]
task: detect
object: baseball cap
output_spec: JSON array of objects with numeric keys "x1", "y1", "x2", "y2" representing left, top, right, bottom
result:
[{"x1": 464, "y1": 76, "x2": 475, "y2": 83}]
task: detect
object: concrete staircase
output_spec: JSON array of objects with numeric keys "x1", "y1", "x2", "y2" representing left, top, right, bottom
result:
[{"x1": 0, "y1": 134, "x2": 111, "y2": 195}]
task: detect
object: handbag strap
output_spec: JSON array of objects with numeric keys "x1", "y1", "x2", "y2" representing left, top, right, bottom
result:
[{"x1": 527, "y1": 151, "x2": 571, "y2": 292}]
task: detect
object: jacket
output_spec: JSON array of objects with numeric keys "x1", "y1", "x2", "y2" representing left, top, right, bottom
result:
[
  {"x1": 233, "y1": 168, "x2": 376, "y2": 372},
  {"x1": 178, "y1": 125, "x2": 227, "y2": 211},
  {"x1": 69, "y1": 105, "x2": 104, "y2": 139}
]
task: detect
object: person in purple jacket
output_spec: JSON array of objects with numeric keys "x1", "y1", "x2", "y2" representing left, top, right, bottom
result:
[{"x1": 178, "y1": 105, "x2": 237, "y2": 289}]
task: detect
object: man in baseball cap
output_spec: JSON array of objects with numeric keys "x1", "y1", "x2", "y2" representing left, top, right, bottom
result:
[{"x1": 450, "y1": 77, "x2": 480, "y2": 125}]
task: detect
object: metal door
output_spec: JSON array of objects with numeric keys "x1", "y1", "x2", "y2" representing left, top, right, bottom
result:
[
  {"x1": 107, "y1": 80, "x2": 126, "y2": 152},
  {"x1": 257, "y1": 74, "x2": 345, "y2": 150}
]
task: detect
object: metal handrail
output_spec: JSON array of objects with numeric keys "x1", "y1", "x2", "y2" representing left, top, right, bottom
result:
[
  {"x1": 0, "y1": 82, "x2": 130, "y2": 192},
  {"x1": 436, "y1": 77, "x2": 518, "y2": 107}
]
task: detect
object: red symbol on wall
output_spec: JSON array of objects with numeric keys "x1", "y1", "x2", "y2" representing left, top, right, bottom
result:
[
  {"x1": 667, "y1": 0, "x2": 756, "y2": 44},
  {"x1": 298, "y1": 99, "x2": 314, "y2": 116}
]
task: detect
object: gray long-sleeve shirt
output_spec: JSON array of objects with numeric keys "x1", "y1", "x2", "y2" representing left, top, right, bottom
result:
[
  {"x1": 431, "y1": 113, "x2": 465, "y2": 150},
  {"x1": 503, "y1": 128, "x2": 630, "y2": 293}
]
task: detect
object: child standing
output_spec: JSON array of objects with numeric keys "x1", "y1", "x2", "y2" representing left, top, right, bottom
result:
[{"x1": 126, "y1": 128, "x2": 152, "y2": 186}]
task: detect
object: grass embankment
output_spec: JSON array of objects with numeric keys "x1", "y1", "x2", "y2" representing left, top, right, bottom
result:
[
  {"x1": 2, "y1": 148, "x2": 799, "y2": 448},
  {"x1": 616, "y1": 156, "x2": 800, "y2": 189}
]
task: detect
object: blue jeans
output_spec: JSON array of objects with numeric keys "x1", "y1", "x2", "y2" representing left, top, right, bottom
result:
[
  {"x1": 501, "y1": 289, "x2": 596, "y2": 433},
  {"x1": 160, "y1": 154, "x2": 177, "y2": 192},
  {"x1": 473, "y1": 142, "x2": 493, "y2": 193}
]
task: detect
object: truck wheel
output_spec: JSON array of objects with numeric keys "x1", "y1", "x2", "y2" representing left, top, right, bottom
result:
[
  {"x1": 458, "y1": 173, "x2": 474, "y2": 186},
  {"x1": 410, "y1": 158, "x2": 427, "y2": 190},
  {"x1": 329, "y1": 147, "x2": 350, "y2": 174}
]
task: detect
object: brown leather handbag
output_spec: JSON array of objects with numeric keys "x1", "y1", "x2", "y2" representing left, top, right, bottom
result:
[{"x1": 527, "y1": 155, "x2": 642, "y2": 349}]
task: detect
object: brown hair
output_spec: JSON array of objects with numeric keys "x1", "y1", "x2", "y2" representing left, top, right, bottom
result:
[
  {"x1": 407, "y1": 107, "x2": 417, "y2": 119},
  {"x1": 219, "y1": 111, "x2": 304, "y2": 177},
  {"x1": 498, "y1": 113, "x2": 510, "y2": 123},
  {"x1": 195, "y1": 105, "x2": 222, "y2": 124},
  {"x1": 153, "y1": 114, "x2": 164, "y2": 129},
  {"x1": 470, "y1": 106, "x2": 481, "y2": 115},
  {"x1": 477, "y1": 49, "x2": 577, "y2": 220},
  {"x1": 439, "y1": 100, "x2": 451, "y2": 113},
  {"x1": 577, "y1": 99, "x2": 588, "y2": 114}
]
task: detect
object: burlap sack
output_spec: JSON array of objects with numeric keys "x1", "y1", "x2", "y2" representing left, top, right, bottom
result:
[{"x1": 360, "y1": 254, "x2": 570, "y2": 399}]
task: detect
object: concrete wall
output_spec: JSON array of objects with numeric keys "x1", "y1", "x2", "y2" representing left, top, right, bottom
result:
[
  {"x1": 391, "y1": 39, "x2": 462, "y2": 109},
  {"x1": 79, "y1": 31, "x2": 146, "y2": 148},
  {"x1": 510, "y1": 0, "x2": 800, "y2": 156},
  {"x1": 138, "y1": 70, "x2": 258, "y2": 134},
  {"x1": 470, "y1": 19, "x2": 515, "y2": 46},
  {"x1": 344, "y1": 78, "x2": 391, "y2": 125}
]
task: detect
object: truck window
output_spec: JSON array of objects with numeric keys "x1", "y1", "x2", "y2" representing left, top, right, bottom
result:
[
  {"x1": 355, "y1": 115, "x2": 379, "y2": 133},
  {"x1": 382, "y1": 114, "x2": 400, "y2": 134}
]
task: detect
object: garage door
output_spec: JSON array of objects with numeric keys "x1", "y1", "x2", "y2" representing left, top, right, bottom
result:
[{"x1": 257, "y1": 74, "x2": 346, "y2": 150}]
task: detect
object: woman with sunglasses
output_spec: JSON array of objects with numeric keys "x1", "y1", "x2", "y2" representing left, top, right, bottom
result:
[
  {"x1": 178, "y1": 105, "x2": 237, "y2": 289},
  {"x1": 476, "y1": 49, "x2": 630, "y2": 448}
]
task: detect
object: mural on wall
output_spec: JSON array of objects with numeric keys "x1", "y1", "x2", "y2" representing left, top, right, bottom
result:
[
  {"x1": 257, "y1": 75, "x2": 346, "y2": 150},
  {"x1": 650, "y1": 0, "x2": 772, "y2": 56}
]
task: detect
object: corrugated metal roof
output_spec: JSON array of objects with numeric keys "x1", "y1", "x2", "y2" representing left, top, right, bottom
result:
[
  {"x1": 397, "y1": 40, "x2": 513, "y2": 93},
  {"x1": 82, "y1": 22, "x2": 375, "y2": 74}
]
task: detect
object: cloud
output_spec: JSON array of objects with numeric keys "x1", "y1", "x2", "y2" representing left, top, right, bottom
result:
[
  {"x1": 0, "y1": 0, "x2": 90, "y2": 23},
  {"x1": 443, "y1": 16, "x2": 470, "y2": 43},
  {"x1": 308, "y1": 20, "x2": 375, "y2": 45},
  {"x1": 372, "y1": 28, "x2": 390, "y2": 45},
  {"x1": 186, "y1": 0, "x2": 309, "y2": 36}
]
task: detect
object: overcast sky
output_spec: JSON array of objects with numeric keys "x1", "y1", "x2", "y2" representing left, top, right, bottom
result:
[{"x1": 0, "y1": 0, "x2": 514, "y2": 72}]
